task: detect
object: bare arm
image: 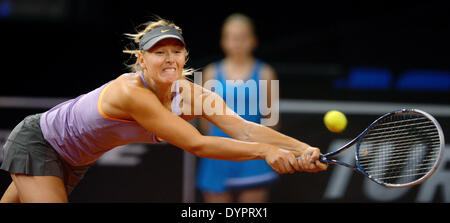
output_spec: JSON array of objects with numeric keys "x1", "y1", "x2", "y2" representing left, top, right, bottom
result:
[
  {"x1": 198, "y1": 73, "x2": 327, "y2": 171},
  {"x1": 204, "y1": 109, "x2": 309, "y2": 154},
  {"x1": 203, "y1": 99, "x2": 327, "y2": 171},
  {"x1": 116, "y1": 81, "x2": 301, "y2": 173}
]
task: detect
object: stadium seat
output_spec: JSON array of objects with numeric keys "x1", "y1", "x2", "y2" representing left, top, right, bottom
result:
[
  {"x1": 396, "y1": 69, "x2": 450, "y2": 91},
  {"x1": 335, "y1": 67, "x2": 393, "y2": 90}
]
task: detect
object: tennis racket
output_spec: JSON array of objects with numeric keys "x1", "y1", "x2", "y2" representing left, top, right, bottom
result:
[{"x1": 308, "y1": 109, "x2": 445, "y2": 188}]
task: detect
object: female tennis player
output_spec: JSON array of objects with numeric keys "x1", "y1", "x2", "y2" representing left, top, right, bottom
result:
[{"x1": 0, "y1": 18, "x2": 327, "y2": 203}]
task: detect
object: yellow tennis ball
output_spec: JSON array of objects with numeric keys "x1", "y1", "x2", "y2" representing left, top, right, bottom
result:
[{"x1": 324, "y1": 110, "x2": 347, "y2": 133}]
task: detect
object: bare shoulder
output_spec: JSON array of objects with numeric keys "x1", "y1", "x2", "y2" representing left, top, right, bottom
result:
[
  {"x1": 113, "y1": 73, "x2": 154, "y2": 98},
  {"x1": 101, "y1": 73, "x2": 159, "y2": 120},
  {"x1": 117, "y1": 73, "x2": 144, "y2": 89},
  {"x1": 259, "y1": 63, "x2": 278, "y2": 80}
]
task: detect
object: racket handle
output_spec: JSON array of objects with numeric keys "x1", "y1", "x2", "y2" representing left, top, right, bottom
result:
[
  {"x1": 295, "y1": 154, "x2": 327, "y2": 163},
  {"x1": 318, "y1": 154, "x2": 326, "y2": 163}
]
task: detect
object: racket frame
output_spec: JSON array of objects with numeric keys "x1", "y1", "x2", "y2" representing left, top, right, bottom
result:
[{"x1": 321, "y1": 108, "x2": 445, "y2": 188}]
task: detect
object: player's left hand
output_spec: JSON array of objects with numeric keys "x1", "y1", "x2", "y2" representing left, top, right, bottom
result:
[{"x1": 297, "y1": 147, "x2": 328, "y2": 172}]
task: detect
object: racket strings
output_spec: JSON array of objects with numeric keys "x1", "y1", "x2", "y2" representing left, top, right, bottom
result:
[
  {"x1": 360, "y1": 149, "x2": 440, "y2": 166},
  {"x1": 360, "y1": 152, "x2": 439, "y2": 171},
  {"x1": 361, "y1": 156, "x2": 438, "y2": 173},
  {"x1": 363, "y1": 123, "x2": 436, "y2": 140},
  {"x1": 357, "y1": 113, "x2": 441, "y2": 185},
  {"x1": 372, "y1": 117, "x2": 428, "y2": 128},
  {"x1": 363, "y1": 132, "x2": 439, "y2": 147},
  {"x1": 358, "y1": 137, "x2": 440, "y2": 155},
  {"x1": 361, "y1": 150, "x2": 439, "y2": 172}
]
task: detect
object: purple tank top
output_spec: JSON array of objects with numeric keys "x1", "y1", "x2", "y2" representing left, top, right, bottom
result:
[{"x1": 40, "y1": 72, "x2": 181, "y2": 166}]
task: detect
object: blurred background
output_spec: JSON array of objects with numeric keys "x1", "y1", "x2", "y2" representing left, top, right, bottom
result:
[{"x1": 0, "y1": 0, "x2": 449, "y2": 202}]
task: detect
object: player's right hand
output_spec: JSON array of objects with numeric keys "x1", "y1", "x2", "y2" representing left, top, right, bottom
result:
[
  {"x1": 297, "y1": 147, "x2": 328, "y2": 172},
  {"x1": 264, "y1": 147, "x2": 301, "y2": 174}
]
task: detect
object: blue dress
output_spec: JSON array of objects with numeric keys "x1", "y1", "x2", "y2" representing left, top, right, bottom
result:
[{"x1": 196, "y1": 60, "x2": 279, "y2": 193}]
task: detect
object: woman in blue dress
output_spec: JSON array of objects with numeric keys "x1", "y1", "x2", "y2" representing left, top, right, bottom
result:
[{"x1": 197, "y1": 14, "x2": 281, "y2": 202}]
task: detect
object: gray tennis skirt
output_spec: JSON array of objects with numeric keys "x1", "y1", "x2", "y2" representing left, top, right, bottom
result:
[{"x1": 0, "y1": 113, "x2": 91, "y2": 194}]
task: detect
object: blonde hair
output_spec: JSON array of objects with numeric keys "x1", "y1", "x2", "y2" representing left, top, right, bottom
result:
[{"x1": 123, "y1": 17, "x2": 193, "y2": 76}]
